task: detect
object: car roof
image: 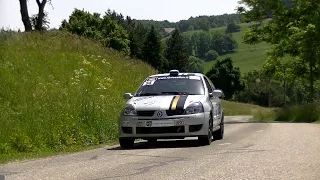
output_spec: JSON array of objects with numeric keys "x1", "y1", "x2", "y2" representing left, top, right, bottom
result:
[{"x1": 149, "y1": 72, "x2": 204, "y2": 78}]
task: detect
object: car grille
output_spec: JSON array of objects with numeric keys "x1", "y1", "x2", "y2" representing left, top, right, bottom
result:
[
  {"x1": 136, "y1": 126, "x2": 185, "y2": 134},
  {"x1": 136, "y1": 111, "x2": 155, "y2": 116},
  {"x1": 166, "y1": 109, "x2": 185, "y2": 116}
]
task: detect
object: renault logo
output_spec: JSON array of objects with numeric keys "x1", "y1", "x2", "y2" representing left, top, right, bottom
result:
[{"x1": 156, "y1": 111, "x2": 163, "y2": 117}]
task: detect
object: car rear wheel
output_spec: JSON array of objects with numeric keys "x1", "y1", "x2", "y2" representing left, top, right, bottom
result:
[
  {"x1": 213, "y1": 112, "x2": 224, "y2": 140},
  {"x1": 198, "y1": 114, "x2": 213, "y2": 146},
  {"x1": 119, "y1": 138, "x2": 134, "y2": 149}
]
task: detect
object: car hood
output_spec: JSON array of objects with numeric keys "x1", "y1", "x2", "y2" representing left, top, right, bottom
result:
[{"x1": 127, "y1": 95, "x2": 205, "y2": 111}]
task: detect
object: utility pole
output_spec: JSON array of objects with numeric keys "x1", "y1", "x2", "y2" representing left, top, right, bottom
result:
[{"x1": 283, "y1": 66, "x2": 286, "y2": 107}]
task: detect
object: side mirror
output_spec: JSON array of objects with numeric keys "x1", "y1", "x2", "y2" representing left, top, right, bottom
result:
[
  {"x1": 124, "y1": 93, "x2": 133, "y2": 99},
  {"x1": 210, "y1": 89, "x2": 224, "y2": 98}
]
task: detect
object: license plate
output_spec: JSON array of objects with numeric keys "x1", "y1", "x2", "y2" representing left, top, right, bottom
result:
[
  {"x1": 137, "y1": 120, "x2": 175, "y2": 127},
  {"x1": 150, "y1": 120, "x2": 175, "y2": 127}
]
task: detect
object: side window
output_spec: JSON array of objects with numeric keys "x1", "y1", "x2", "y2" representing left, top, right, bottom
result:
[{"x1": 204, "y1": 77, "x2": 213, "y2": 93}]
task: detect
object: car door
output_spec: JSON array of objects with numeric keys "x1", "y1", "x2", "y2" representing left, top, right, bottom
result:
[{"x1": 203, "y1": 76, "x2": 221, "y2": 126}]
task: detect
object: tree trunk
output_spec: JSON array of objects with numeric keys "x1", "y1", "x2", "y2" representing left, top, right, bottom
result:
[
  {"x1": 19, "y1": 0, "x2": 32, "y2": 32},
  {"x1": 35, "y1": 0, "x2": 47, "y2": 31}
]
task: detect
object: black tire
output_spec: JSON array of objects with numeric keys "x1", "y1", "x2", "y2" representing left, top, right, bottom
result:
[
  {"x1": 147, "y1": 138, "x2": 157, "y2": 143},
  {"x1": 198, "y1": 114, "x2": 213, "y2": 146},
  {"x1": 213, "y1": 112, "x2": 224, "y2": 140},
  {"x1": 119, "y1": 138, "x2": 134, "y2": 149}
]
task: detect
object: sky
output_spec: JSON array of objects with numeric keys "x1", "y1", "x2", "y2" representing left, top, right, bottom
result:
[{"x1": 0, "y1": 0, "x2": 240, "y2": 31}]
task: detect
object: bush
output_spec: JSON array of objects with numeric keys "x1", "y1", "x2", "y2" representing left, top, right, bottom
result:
[{"x1": 205, "y1": 50, "x2": 219, "y2": 61}]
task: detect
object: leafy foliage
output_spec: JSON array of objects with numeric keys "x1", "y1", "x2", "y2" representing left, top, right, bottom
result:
[
  {"x1": 237, "y1": 0, "x2": 320, "y2": 101},
  {"x1": 206, "y1": 57, "x2": 244, "y2": 99},
  {"x1": 186, "y1": 31, "x2": 238, "y2": 60},
  {"x1": 137, "y1": 13, "x2": 244, "y2": 34},
  {"x1": 164, "y1": 29, "x2": 189, "y2": 72},
  {"x1": 187, "y1": 56, "x2": 204, "y2": 73},
  {"x1": 60, "y1": 9, "x2": 130, "y2": 55},
  {"x1": 141, "y1": 25, "x2": 165, "y2": 71},
  {"x1": 225, "y1": 22, "x2": 241, "y2": 33},
  {"x1": 205, "y1": 50, "x2": 219, "y2": 61},
  {"x1": 30, "y1": 11, "x2": 50, "y2": 31}
]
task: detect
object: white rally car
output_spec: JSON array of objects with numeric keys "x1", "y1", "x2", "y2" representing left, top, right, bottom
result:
[{"x1": 118, "y1": 70, "x2": 224, "y2": 148}]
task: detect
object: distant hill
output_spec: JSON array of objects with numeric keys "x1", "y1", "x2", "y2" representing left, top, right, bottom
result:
[{"x1": 134, "y1": 13, "x2": 243, "y2": 35}]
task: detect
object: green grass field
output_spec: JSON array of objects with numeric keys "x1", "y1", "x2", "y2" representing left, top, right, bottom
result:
[
  {"x1": 0, "y1": 30, "x2": 275, "y2": 164},
  {"x1": 0, "y1": 31, "x2": 156, "y2": 163}
]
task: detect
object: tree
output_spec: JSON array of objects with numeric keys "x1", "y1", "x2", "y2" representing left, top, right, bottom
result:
[
  {"x1": 205, "y1": 50, "x2": 219, "y2": 61},
  {"x1": 234, "y1": 69, "x2": 283, "y2": 107},
  {"x1": 35, "y1": 0, "x2": 49, "y2": 31},
  {"x1": 187, "y1": 56, "x2": 204, "y2": 73},
  {"x1": 206, "y1": 57, "x2": 244, "y2": 99},
  {"x1": 141, "y1": 25, "x2": 164, "y2": 70},
  {"x1": 60, "y1": 9, "x2": 130, "y2": 55},
  {"x1": 164, "y1": 29, "x2": 189, "y2": 72},
  {"x1": 19, "y1": 0, "x2": 51, "y2": 31},
  {"x1": 225, "y1": 22, "x2": 241, "y2": 33},
  {"x1": 19, "y1": 0, "x2": 32, "y2": 31},
  {"x1": 30, "y1": 11, "x2": 50, "y2": 30},
  {"x1": 237, "y1": 0, "x2": 320, "y2": 101},
  {"x1": 127, "y1": 22, "x2": 148, "y2": 59},
  {"x1": 196, "y1": 31, "x2": 210, "y2": 59},
  {"x1": 211, "y1": 32, "x2": 238, "y2": 55}
]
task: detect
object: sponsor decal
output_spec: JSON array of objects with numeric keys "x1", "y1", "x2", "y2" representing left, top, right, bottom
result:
[
  {"x1": 133, "y1": 96, "x2": 153, "y2": 102},
  {"x1": 142, "y1": 75, "x2": 201, "y2": 86}
]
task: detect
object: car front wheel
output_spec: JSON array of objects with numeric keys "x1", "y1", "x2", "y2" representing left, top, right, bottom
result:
[
  {"x1": 198, "y1": 114, "x2": 213, "y2": 146},
  {"x1": 213, "y1": 113, "x2": 224, "y2": 140}
]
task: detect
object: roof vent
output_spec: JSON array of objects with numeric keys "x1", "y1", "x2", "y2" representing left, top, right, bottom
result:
[{"x1": 169, "y1": 70, "x2": 179, "y2": 76}]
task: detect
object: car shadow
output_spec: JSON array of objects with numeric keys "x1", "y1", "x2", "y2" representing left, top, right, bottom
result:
[
  {"x1": 107, "y1": 138, "x2": 218, "y2": 150},
  {"x1": 224, "y1": 120, "x2": 313, "y2": 125}
]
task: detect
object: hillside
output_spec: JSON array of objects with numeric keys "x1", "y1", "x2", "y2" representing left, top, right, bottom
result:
[
  {"x1": 0, "y1": 31, "x2": 156, "y2": 162},
  {"x1": 181, "y1": 22, "x2": 272, "y2": 75}
]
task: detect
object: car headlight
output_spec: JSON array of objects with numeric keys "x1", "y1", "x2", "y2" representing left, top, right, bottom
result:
[
  {"x1": 123, "y1": 104, "x2": 137, "y2": 116},
  {"x1": 184, "y1": 102, "x2": 204, "y2": 115}
]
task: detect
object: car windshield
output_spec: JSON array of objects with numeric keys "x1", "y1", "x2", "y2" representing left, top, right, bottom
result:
[{"x1": 135, "y1": 75, "x2": 205, "y2": 96}]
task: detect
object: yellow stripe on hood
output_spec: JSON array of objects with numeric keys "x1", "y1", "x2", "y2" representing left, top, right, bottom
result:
[{"x1": 171, "y1": 95, "x2": 180, "y2": 110}]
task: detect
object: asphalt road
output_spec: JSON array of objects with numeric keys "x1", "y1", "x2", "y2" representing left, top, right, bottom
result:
[{"x1": 1, "y1": 116, "x2": 320, "y2": 180}]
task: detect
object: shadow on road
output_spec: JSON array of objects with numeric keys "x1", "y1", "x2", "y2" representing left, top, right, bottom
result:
[
  {"x1": 107, "y1": 139, "x2": 218, "y2": 151},
  {"x1": 225, "y1": 120, "x2": 314, "y2": 125}
]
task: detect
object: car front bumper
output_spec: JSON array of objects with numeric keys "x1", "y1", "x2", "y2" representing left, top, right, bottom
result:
[{"x1": 118, "y1": 112, "x2": 210, "y2": 139}]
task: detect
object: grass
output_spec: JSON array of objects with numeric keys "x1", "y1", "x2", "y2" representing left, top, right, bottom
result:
[
  {"x1": 221, "y1": 100, "x2": 273, "y2": 116},
  {"x1": 252, "y1": 103, "x2": 320, "y2": 123},
  {"x1": 0, "y1": 31, "x2": 156, "y2": 164}
]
